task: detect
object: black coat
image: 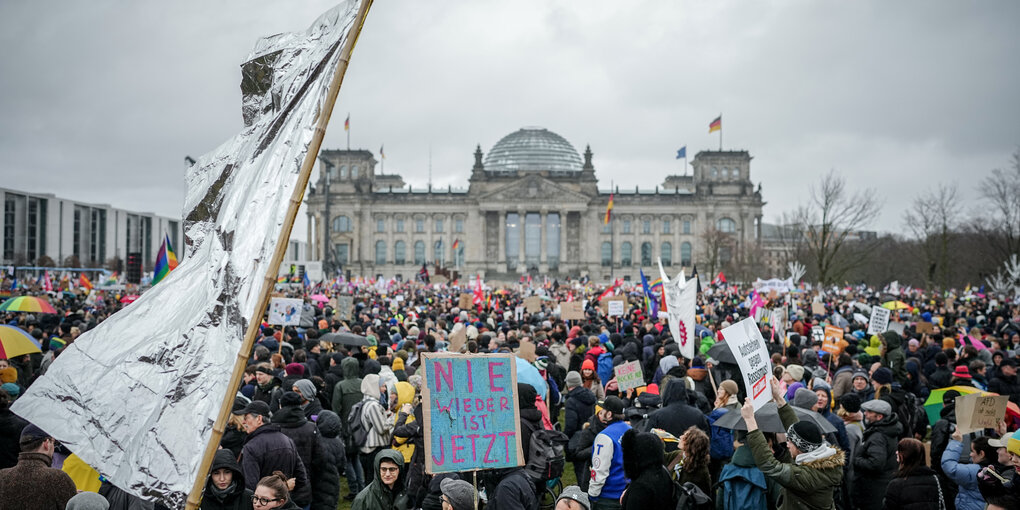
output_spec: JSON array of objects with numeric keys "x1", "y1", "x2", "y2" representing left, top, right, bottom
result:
[
  {"x1": 882, "y1": 466, "x2": 946, "y2": 510},
  {"x1": 0, "y1": 408, "x2": 28, "y2": 470},
  {"x1": 311, "y1": 411, "x2": 344, "y2": 510},
  {"x1": 643, "y1": 381, "x2": 709, "y2": 438},
  {"x1": 563, "y1": 386, "x2": 596, "y2": 440},
  {"x1": 486, "y1": 469, "x2": 538, "y2": 510},
  {"x1": 392, "y1": 403, "x2": 426, "y2": 505},
  {"x1": 239, "y1": 423, "x2": 311, "y2": 507},
  {"x1": 988, "y1": 373, "x2": 1020, "y2": 405},
  {"x1": 322, "y1": 362, "x2": 346, "y2": 410},
  {"x1": 852, "y1": 413, "x2": 903, "y2": 509},
  {"x1": 621, "y1": 428, "x2": 675, "y2": 510},
  {"x1": 566, "y1": 415, "x2": 604, "y2": 491},
  {"x1": 271, "y1": 405, "x2": 323, "y2": 500},
  {"x1": 201, "y1": 449, "x2": 254, "y2": 510}
]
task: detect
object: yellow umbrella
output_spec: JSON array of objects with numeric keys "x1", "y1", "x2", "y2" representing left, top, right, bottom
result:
[
  {"x1": 0, "y1": 325, "x2": 42, "y2": 358},
  {"x1": 881, "y1": 300, "x2": 912, "y2": 311}
]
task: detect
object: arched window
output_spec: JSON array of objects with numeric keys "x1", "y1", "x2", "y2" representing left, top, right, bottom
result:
[
  {"x1": 621, "y1": 242, "x2": 633, "y2": 266},
  {"x1": 351, "y1": 165, "x2": 359, "y2": 179},
  {"x1": 640, "y1": 242, "x2": 653, "y2": 266},
  {"x1": 375, "y1": 240, "x2": 386, "y2": 265},
  {"x1": 433, "y1": 239, "x2": 444, "y2": 265},
  {"x1": 332, "y1": 215, "x2": 352, "y2": 233},
  {"x1": 339, "y1": 165, "x2": 348, "y2": 178},
  {"x1": 717, "y1": 217, "x2": 736, "y2": 233},
  {"x1": 661, "y1": 242, "x2": 672, "y2": 267},
  {"x1": 414, "y1": 241, "x2": 425, "y2": 265},
  {"x1": 681, "y1": 242, "x2": 692, "y2": 266},
  {"x1": 394, "y1": 241, "x2": 406, "y2": 265},
  {"x1": 601, "y1": 242, "x2": 612, "y2": 267}
]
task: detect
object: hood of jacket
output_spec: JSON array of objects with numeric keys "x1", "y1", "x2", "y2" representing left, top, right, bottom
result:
[
  {"x1": 372, "y1": 448, "x2": 407, "y2": 494},
  {"x1": 205, "y1": 449, "x2": 247, "y2": 500},
  {"x1": 517, "y1": 382, "x2": 538, "y2": 410},
  {"x1": 271, "y1": 404, "x2": 308, "y2": 427},
  {"x1": 622, "y1": 428, "x2": 665, "y2": 479},
  {"x1": 883, "y1": 331, "x2": 902, "y2": 350},
  {"x1": 802, "y1": 446, "x2": 846, "y2": 470},
  {"x1": 865, "y1": 413, "x2": 903, "y2": 438},
  {"x1": 395, "y1": 381, "x2": 415, "y2": 408},
  {"x1": 316, "y1": 410, "x2": 342, "y2": 438},
  {"x1": 362, "y1": 373, "x2": 382, "y2": 399},
  {"x1": 661, "y1": 377, "x2": 689, "y2": 407},
  {"x1": 687, "y1": 367, "x2": 709, "y2": 382},
  {"x1": 567, "y1": 385, "x2": 597, "y2": 406},
  {"x1": 341, "y1": 356, "x2": 360, "y2": 380}
]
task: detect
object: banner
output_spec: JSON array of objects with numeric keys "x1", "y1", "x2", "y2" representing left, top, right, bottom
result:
[
  {"x1": 420, "y1": 353, "x2": 523, "y2": 474},
  {"x1": 752, "y1": 277, "x2": 794, "y2": 294},
  {"x1": 867, "y1": 307, "x2": 891, "y2": 335},
  {"x1": 721, "y1": 318, "x2": 774, "y2": 411},
  {"x1": 614, "y1": 361, "x2": 644, "y2": 392},
  {"x1": 268, "y1": 297, "x2": 303, "y2": 326},
  {"x1": 659, "y1": 261, "x2": 697, "y2": 359}
]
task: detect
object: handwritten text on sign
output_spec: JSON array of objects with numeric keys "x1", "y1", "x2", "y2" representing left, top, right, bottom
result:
[
  {"x1": 722, "y1": 318, "x2": 774, "y2": 411},
  {"x1": 614, "y1": 361, "x2": 644, "y2": 392},
  {"x1": 421, "y1": 353, "x2": 523, "y2": 474}
]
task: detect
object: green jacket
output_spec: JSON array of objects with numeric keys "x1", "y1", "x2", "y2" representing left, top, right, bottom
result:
[
  {"x1": 880, "y1": 332, "x2": 909, "y2": 386},
  {"x1": 351, "y1": 449, "x2": 409, "y2": 510},
  {"x1": 745, "y1": 403, "x2": 845, "y2": 510}
]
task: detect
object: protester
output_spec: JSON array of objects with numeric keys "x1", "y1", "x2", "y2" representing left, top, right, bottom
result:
[
  {"x1": 941, "y1": 429, "x2": 995, "y2": 510},
  {"x1": 201, "y1": 449, "x2": 255, "y2": 510},
  {"x1": 438, "y1": 478, "x2": 475, "y2": 510},
  {"x1": 0, "y1": 424, "x2": 78, "y2": 510},
  {"x1": 233, "y1": 400, "x2": 310, "y2": 507},
  {"x1": 351, "y1": 449, "x2": 408, "y2": 510},
  {"x1": 311, "y1": 410, "x2": 344, "y2": 510},
  {"x1": 563, "y1": 370, "x2": 596, "y2": 440},
  {"x1": 853, "y1": 397, "x2": 902, "y2": 508},
  {"x1": 358, "y1": 373, "x2": 394, "y2": 484},
  {"x1": 332, "y1": 356, "x2": 365, "y2": 499},
  {"x1": 253, "y1": 471, "x2": 301, "y2": 510},
  {"x1": 555, "y1": 485, "x2": 590, "y2": 510},
  {"x1": 882, "y1": 438, "x2": 945, "y2": 510},
  {"x1": 643, "y1": 378, "x2": 709, "y2": 437},
  {"x1": 620, "y1": 428, "x2": 675, "y2": 509},
  {"x1": 588, "y1": 396, "x2": 630, "y2": 509}
]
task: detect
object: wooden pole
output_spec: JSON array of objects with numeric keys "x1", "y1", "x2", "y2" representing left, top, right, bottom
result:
[{"x1": 184, "y1": 2, "x2": 374, "y2": 508}]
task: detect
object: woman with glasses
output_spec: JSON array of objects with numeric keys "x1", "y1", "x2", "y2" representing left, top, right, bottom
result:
[{"x1": 252, "y1": 471, "x2": 299, "y2": 510}]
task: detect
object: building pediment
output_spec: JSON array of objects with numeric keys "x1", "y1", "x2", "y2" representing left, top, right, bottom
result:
[{"x1": 476, "y1": 174, "x2": 591, "y2": 205}]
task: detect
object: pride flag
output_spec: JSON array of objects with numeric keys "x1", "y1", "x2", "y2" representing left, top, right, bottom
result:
[
  {"x1": 152, "y1": 234, "x2": 178, "y2": 285},
  {"x1": 709, "y1": 115, "x2": 721, "y2": 133}
]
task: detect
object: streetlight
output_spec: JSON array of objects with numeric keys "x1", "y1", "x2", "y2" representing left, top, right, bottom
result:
[{"x1": 317, "y1": 156, "x2": 334, "y2": 278}]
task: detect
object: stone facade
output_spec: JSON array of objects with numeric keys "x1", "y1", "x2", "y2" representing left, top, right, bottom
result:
[{"x1": 304, "y1": 127, "x2": 764, "y2": 283}]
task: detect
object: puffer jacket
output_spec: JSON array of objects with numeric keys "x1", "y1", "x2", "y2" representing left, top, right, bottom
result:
[
  {"x1": 360, "y1": 374, "x2": 394, "y2": 452},
  {"x1": 351, "y1": 449, "x2": 409, "y2": 510},
  {"x1": 201, "y1": 449, "x2": 254, "y2": 510},
  {"x1": 563, "y1": 385, "x2": 596, "y2": 440},
  {"x1": 392, "y1": 403, "x2": 425, "y2": 506},
  {"x1": 746, "y1": 403, "x2": 845, "y2": 510},
  {"x1": 311, "y1": 411, "x2": 345, "y2": 510},
  {"x1": 852, "y1": 413, "x2": 903, "y2": 509},
  {"x1": 882, "y1": 466, "x2": 947, "y2": 510},
  {"x1": 240, "y1": 423, "x2": 310, "y2": 507},
  {"x1": 941, "y1": 440, "x2": 985, "y2": 510},
  {"x1": 621, "y1": 429, "x2": 675, "y2": 509},
  {"x1": 271, "y1": 404, "x2": 323, "y2": 487}
]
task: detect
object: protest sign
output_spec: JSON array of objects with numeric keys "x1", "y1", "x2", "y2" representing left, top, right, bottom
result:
[
  {"x1": 268, "y1": 297, "x2": 302, "y2": 326},
  {"x1": 561, "y1": 301, "x2": 584, "y2": 320},
  {"x1": 811, "y1": 326, "x2": 824, "y2": 343},
  {"x1": 853, "y1": 313, "x2": 869, "y2": 324},
  {"x1": 721, "y1": 318, "x2": 774, "y2": 411},
  {"x1": 336, "y1": 295, "x2": 354, "y2": 321},
  {"x1": 448, "y1": 326, "x2": 467, "y2": 353},
  {"x1": 514, "y1": 306, "x2": 524, "y2": 321},
  {"x1": 811, "y1": 302, "x2": 826, "y2": 316},
  {"x1": 888, "y1": 321, "x2": 906, "y2": 336},
  {"x1": 517, "y1": 339, "x2": 537, "y2": 362},
  {"x1": 822, "y1": 325, "x2": 845, "y2": 354},
  {"x1": 867, "y1": 307, "x2": 890, "y2": 335},
  {"x1": 657, "y1": 264, "x2": 696, "y2": 360},
  {"x1": 524, "y1": 296, "x2": 542, "y2": 313},
  {"x1": 955, "y1": 393, "x2": 1009, "y2": 434},
  {"x1": 607, "y1": 299, "x2": 625, "y2": 317},
  {"x1": 916, "y1": 322, "x2": 934, "y2": 334},
  {"x1": 420, "y1": 353, "x2": 523, "y2": 474},
  {"x1": 459, "y1": 293, "x2": 474, "y2": 309},
  {"x1": 614, "y1": 361, "x2": 644, "y2": 392},
  {"x1": 753, "y1": 277, "x2": 794, "y2": 294}
]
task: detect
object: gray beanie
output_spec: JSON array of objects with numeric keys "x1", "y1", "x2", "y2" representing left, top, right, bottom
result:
[
  {"x1": 791, "y1": 387, "x2": 819, "y2": 410},
  {"x1": 440, "y1": 478, "x2": 476, "y2": 510},
  {"x1": 565, "y1": 371, "x2": 582, "y2": 389},
  {"x1": 66, "y1": 492, "x2": 110, "y2": 510},
  {"x1": 293, "y1": 379, "x2": 317, "y2": 401},
  {"x1": 557, "y1": 485, "x2": 591, "y2": 510}
]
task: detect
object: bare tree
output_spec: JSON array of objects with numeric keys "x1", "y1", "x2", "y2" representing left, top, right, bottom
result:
[
  {"x1": 975, "y1": 148, "x2": 1020, "y2": 260},
  {"x1": 699, "y1": 226, "x2": 735, "y2": 277},
  {"x1": 791, "y1": 169, "x2": 882, "y2": 285},
  {"x1": 903, "y1": 183, "x2": 959, "y2": 289}
]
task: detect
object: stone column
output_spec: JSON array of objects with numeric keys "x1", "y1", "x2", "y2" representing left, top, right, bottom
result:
[
  {"x1": 560, "y1": 211, "x2": 567, "y2": 270},
  {"x1": 540, "y1": 211, "x2": 547, "y2": 264},
  {"x1": 518, "y1": 209, "x2": 526, "y2": 270},
  {"x1": 497, "y1": 211, "x2": 506, "y2": 266}
]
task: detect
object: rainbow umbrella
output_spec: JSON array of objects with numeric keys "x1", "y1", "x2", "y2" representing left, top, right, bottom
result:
[
  {"x1": 924, "y1": 385, "x2": 1020, "y2": 425},
  {"x1": 0, "y1": 325, "x2": 42, "y2": 358},
  {"x1": 0, "y1": 296, "x2": 57, "y2": 314}
]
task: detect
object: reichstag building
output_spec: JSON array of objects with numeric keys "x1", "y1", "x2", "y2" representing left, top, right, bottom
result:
[{"x1": 304, "y1": 127, "x2": 763, "y2": 282}]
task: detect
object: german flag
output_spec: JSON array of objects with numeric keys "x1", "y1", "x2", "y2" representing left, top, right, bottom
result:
[
  {"x1": 604, "y1": 193, "x2": 614, "y2": 225},
  {"x1": 709, "y1": 115, "x2": 721, "y2": 133},
  {"x1": 452, "y1": 239, "x2": 460, "y2": 251}
]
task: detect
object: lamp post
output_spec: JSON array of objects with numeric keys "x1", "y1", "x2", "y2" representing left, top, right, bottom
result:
[{"x1": 318, "y1": 157, "x2": 334, "y2": 278}]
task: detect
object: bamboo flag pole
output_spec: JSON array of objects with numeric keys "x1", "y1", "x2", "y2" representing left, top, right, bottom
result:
[{"x1": 184, "y1": 2, "x2": 374, "y2": 508}]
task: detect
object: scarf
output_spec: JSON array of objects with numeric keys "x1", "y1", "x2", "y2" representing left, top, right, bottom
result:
[
  {"x1": 795, "y1": 444, "x2": 837, "y2": 465},
  {"x1": 209, "y1": 481, "x2": 236, "y2": 501}
]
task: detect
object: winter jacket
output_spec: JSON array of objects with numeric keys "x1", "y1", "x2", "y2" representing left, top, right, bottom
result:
[
  {"x1": 643, "y1": 379, "x2": 710, "y2": 438},
  {"x1": 0, "y1": 452, "x2": 77, "y2": 510},
  {"x1": 239, "y1": 423, "x2": 310, "y2": 507},
  {"x1": 940, "y1": 440, "x2": 985, "y2": 510},
  {"x1": 322, "y1": 361, "x2": 346, "y2": 409},
  {"x1": 311, "y1": 411, "x2": 345, "y2": 510},
  {"x1": 0, "y1": 407, "x2": 28, "y2": 469},
  {"x1": 746, "y1": 403, "x2": 845, "y2": 510},
  {"x1": 351, "y1": 449, "x2": 409, "y2": 510},
  {"x1": 567, "y1": 416, "x2": 604, "y2": 491},
  {"x1": 563, "y1": 385, "x2": 596, "y2": 440},
  {"x1": 882, "y1": 466, "x2": 946, "y2": 510},
  {"x1": 391, "y1": 381, "x2": 417, "y2": 464},
  {"x1": 271, "y1": 404, "x2": 323, "y2": 491},
  {"x1": 988, "y1": 373, "x2": 1020, "y2": 405},
  {"x1": 852, "y1": 413, "x2": 903, "y2": 509},
  {"x1": 253, "y1": 378, "x2": 283, "y2": 410},
  {"x1": 486, "y1": 468, "x2": 538, "y2": 510},
  {"x1": 687, "y1": 367, "x2": 716, "y2": 404},
  {"x1": 929, "y1": 365, "x2": 953, "y2": 390},
  {"x1": 588, "y1": 420, "x2": 631, "y2": 501},
  {"x1": 200, "y1": 449, "x2": 254, "y2": 510},
  {"x1": 518, "y1": 383, "x2": 544, "y2": 464},
  {"x1": 715, "y1": 445, "x2": 773, "y2": 510},
  {"x1": 360, "y1": 375, "x2": 394, "y2": 452},
  {"x1": 882, "y1": 332, "x2": 910, "y2": 386},
  {"x1": 621, "y1": 429, "x2": 676, "y2": 510},
  {"x1": 332, "y1": 357, "x2": 364, "y2": 447},
  {"x1": 302, "y1": 399, "x2": 323, "y2": 422},
  {"x1": 830, "y1": 366, "x2": 854, "y2": 401},
  {"x1": 392, "y1": 403, "x2": 426, "y2": 505}
]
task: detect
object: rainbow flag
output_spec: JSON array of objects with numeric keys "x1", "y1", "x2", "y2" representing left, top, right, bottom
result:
[
  {"x1": 104, "y1": 272, "x2": 119, "y2": 286},
  {"x1": 650, "y1": 277, "x2": 663, "y2": 290},
  {"x1": 152, "y1": 234, "x2": 178, "y2": 285},
  {"x1": 603, "y1": 193, "x2": 614, "y2": 225},
  {"x1": 709, "y1": 115, "x2": 722, "y2": 133}
]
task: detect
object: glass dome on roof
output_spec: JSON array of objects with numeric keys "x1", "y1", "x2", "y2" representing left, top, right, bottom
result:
[{"x1": 483, "y1": 127, "x2": 583, "y2": 173}]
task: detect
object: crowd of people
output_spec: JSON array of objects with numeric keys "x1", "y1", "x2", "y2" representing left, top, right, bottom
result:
[{"x1": 2, "y1": 276, "x2": 1020, "y2": 510}]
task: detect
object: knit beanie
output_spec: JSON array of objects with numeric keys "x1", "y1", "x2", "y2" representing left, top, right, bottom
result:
[
  {"x1": 565, "y1": 371, "x2": 582, "y2": 389},
  {"x1": 791, "y1": 387, "x2": 819, "y2": 410},
  {"x1": 0, "y1": 367, "x2": 17, "y2": 384},
  {"x1": 787, "y1": 421, "x2": 824, "y2": 453},
  {"x1": 66, "y1": 492, "x2": 110, "y2": 510},
  {"x1": 285, "y1": 363, "x2": 305, "y2": 376},
  {"x1": 293, "y1": 379, "x2": 316, "y2": 401},
  {"x1": 785, "y1": 364, "x2": 805, "y2": 382},
  {"x1": 839, "y1": 393, "x2": 862, "y2": 414},
  {"x1": 871, "y1": 367, "x2": 893, "y2": 385}
]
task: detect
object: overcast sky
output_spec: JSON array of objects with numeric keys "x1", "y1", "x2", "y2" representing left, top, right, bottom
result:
[{"x1": 2, "y1": 1, "x2": 1018, "y2": 240}]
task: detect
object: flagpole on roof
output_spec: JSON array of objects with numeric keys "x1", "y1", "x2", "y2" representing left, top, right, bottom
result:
[{"x1": 183, "y1": 1, "x2": 376, "y2": 508}]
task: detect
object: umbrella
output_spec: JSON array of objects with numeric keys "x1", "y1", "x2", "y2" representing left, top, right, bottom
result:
[
  {"x1": 0, "y1": 325, "x2": 43, "y2": 358},
  {"x1": 120, "y1": 295, "x2": 140, "y2": 304},
  {"x1": 924, "y1": 386, "x2": 1020, "y2": 425},
  {"x1": 309, "y1": 294, "x2": 329, "y2": 303},
  {"x1": 320, "y1": 331, "x2": 370, "y2": 347},
  {"x1": 0, "y1": 296, "x2": 57, "y2": 314},
  {"x1": 881, "y1": 300, "x2": 912, "y2": 311},
  {"x1": 515, "y1": 356, "x2": 548, "y2": 399},
  {"x1": 706, "y1": 341, "x2": 737, "y2": 365},
  {"x1": 713, "y1": 402, "x2": 837, "y2": 434}
]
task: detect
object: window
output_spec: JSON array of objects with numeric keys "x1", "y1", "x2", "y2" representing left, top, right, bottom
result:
[
  {"x1": 332, "y1": 215, "x2": 352, "y2": 233},
  {"x1": 396, "y1": 219, "x2": 405, "y2": 233},
  {"x1": 663, "y1": 219, "x2": 671, "y2": 234},
  {"x1": 375, "y1": 240, "x2": 386, "y2": 265},
  {"x1": 717, "y1": 217, "x2": 736, "y2": 233},
  {"x1": 351, "y1": 165, "x2": 359, "y2": 179},
  {"x1": 339, "y1": 165, "x2": 347, "y2": 178},
  {"x1": 453, "y1": 242, "x2": 464, "y2": 266},
  {"x1": 683, "y1": 219, "x2": 692, "y2": 234},
  {"x1": 415, "y1": 219, "x2": 424, "y2": 233},
  {"x1": 732, "y1": 168, "x2": 740, "y2": 178},
  {"x1": 335, "y1": 243, "x2": 349, "y2": 265},
  {"x1": 505, "y1": 213, "x2": 520, "y2": 269},
  {"x1": 455, "y1": 218, "x2": 464, "y2": 233},
  {"x1": 601, "y1": 242, "x2": 613, "y2": 267},
  {"x1": 640, "y1": 242, "x2": 652, "y2": 266},
  {"x1": 661, "y1": 242, "x2": 672, "y2": 266},
  {"x1": 711, "y1": 167, "x2": 718, "y2": 178},
  {"x1": 642, "y1": 220, "x2": 651, "y2": 234},
  {"x1": 681, "y1": 242, "x2": 692, "y2": 266},
  {"x1": 433, "y1": 240, "x2": 444, "y2": 265},
  {"x1": 623, "y1": 220, "x2": 631, "y2": 234},
  {"x1": 435, "y1": 219, "x2": 444, "y2": 233},
  {"x1": 394, "y1": 241, "x2": 406, "y2": 265},
  {"x1": 525, "y1": 213, "x2": 541, "y2": 265},
  {"x1": 719, "y1": 245, "x2": 733, "y2": 265},
  {"x1": 602, "y1": 222, "x2": 611, "y2": 234},
  {"x1": 546, "y1": 213, "x2": 560, "y2": 270},
  {"x1": 621, "y1": 242, "x2": 633, "y2": 267},
  {"x1": 376, "y1": 219, "x2": 385, "y2": 233},
  {"x1": 414, "y1": 241, "x2": 425, "y2": 265}
]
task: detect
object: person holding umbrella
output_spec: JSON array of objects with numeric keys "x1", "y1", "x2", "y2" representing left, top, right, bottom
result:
[{"x1": 740, "y1": 376, "x2": 845, "y2": 510}]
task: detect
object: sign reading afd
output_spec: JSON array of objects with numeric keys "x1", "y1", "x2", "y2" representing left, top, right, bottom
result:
[{"x1": 421, "y1": 353, "x2": 523, "y2": 474}]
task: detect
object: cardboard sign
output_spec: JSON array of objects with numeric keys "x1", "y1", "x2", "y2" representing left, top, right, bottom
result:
[
  {"x1": 514, "y1": 306, "x2": 524, "y2": 321},
  {"x1": 561, "y1": 301, "x2": 584, "y2": 321},
  {"x1": 888, "y1": 321, "x2": 906, "y2": 336},
  {"x1": 867, "y1": 307, "x2": 891, "y2": 335},
  {"x1": 268, "y1": 297, "x2": 302, "y2": 326},
  {"x1": 955, "y1": 393, "x2": 1009, "y2": 434},
  {"x1": 448, "y1": 326, "x2": 468, "y2": 353},
  {"x1": 517, "y1": 340, "x2": 537, "y2": 362},
  {"x1": 811, "y1": 326, "x2": 825, "y2": 343},
  {"x1": 600, "y1": 295, "x2": 626, "y2": 311},
  {"x1": 614, "y1": 361, "x2": 644, "y2": 392},
  {"x1": 811, "y1": 302, "x2": 826, "y2": 316},
  {"x1": 721, "y1": 318, "x2": 774, "y2": 411},
  {"x1": 916, "y1": 322, "x2": 934, "y2": 334},
  {"x1": 822, "y1": 325, "x2": 845, "y2": 354},
  {"x1": 459, "y1": 293, "x2": 474, "y2": 309},
  {"x1": 336, "y1": 295, "x2": 354, "y2": 321},
  {"x1": 607, "y1": 299, "x2": 625, "y2": 317},
  {"x1": 853, "y1": 313, "x2": 869, "y2": 324},
  {"x1": 524, "y1": 296, "x2": 543, "y2": 314},
  {"x1": 420, "y1": 353, "x2": 523, "y2": 474}
]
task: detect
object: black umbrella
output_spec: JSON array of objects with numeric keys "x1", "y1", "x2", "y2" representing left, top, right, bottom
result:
[
  {"x1": 706, "y1": 341, "x2": 737, "y2": 365},
  {"x1": 713, "y1": 402, "x2": 837, "y2": 434},
  {"x1": 319, "y1": 332, "x2": 371, "y2": 347}
]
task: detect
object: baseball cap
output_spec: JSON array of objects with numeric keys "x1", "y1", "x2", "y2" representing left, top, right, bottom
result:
[
  {"x1": 232, "y1": 400, "x2": 270, "y2": 418},
  {"x1": 598, "y1": 396, "x2": 625, "y2": 415}
]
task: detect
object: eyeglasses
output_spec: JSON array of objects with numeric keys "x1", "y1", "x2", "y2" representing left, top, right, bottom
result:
[
  {"x1": 251, "y1": 495, "x2": 282, "y2": 506},
  {"x1": 379, "y1": 466, "x2": 400, "y2": 474}
]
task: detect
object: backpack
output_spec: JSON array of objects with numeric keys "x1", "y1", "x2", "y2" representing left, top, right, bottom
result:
[
  {"x1": 714, "y1": 470, "x2": 768, "y2": 510},
  {"x1": 707, "y1": 408, "x2": 735, "y2": 460},
  {"x1": 523, "y1": 429, "x2": 568, "y2": 483},
  {"x1": 674, "y1": 481, "x2": 712, "y2": 510},
  {"x1": 597, "y1": 353, "x2": 614, "y2": 386},
  {"x1": 891, "y1": 390, "x2": 925, "y2": 439},
  {"x1": 346, "y1": 399, "x2": 370, "y2": 449}
]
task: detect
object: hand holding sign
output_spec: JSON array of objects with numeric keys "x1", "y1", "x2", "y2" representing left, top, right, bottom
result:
[{"x1": 721, "y1": 318, "x2": 774, "y2": 411}]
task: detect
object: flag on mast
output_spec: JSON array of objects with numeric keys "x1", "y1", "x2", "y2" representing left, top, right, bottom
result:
[
  {"x1": 151, "y1": 234, "x2": 179, "y2": 285},
  {"x1": 603, "y1": 193, "x2": 614, "y2": 225},
  {"x1": 709, "y1": 115, "x2": 721, "y2": 133},
  {"x1": 11, "y1": 3, "x2": 370, "y2": 507},
  {"x1": 344, "y1": 114, "x2": 350, "y2": 131}
]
